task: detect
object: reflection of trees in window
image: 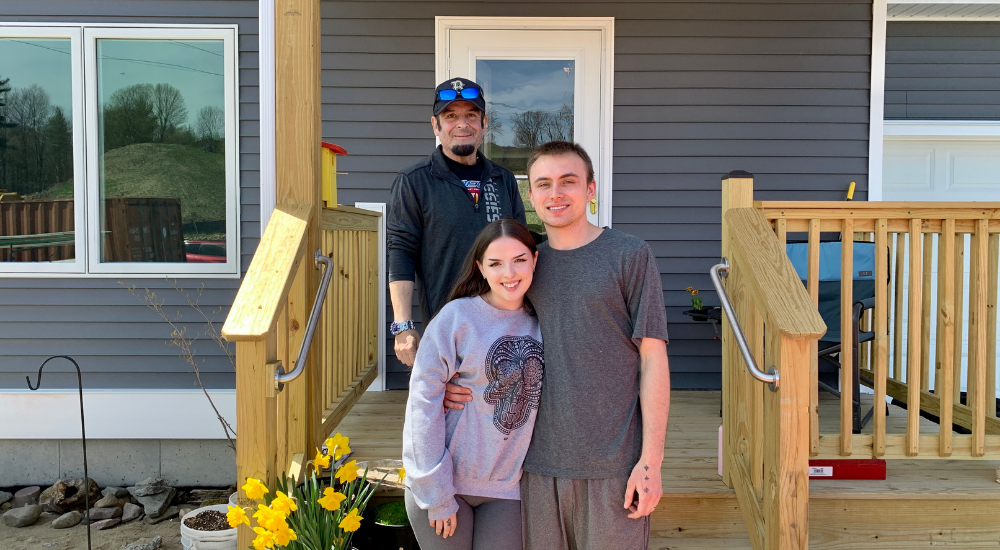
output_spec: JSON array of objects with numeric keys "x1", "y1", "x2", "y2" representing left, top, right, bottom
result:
[
  {"x1": 511, "y1": 102, "x2": 574, "y2": 150},
  {"x1": 151, "y1": 83, "x2": 188, "y2": 142},
  {"x1": 196, "y1": 105, "x2": 224, "y2": 153},
  {"x1": 0, "y1": 81, "x2": 73, "y2": 196}
]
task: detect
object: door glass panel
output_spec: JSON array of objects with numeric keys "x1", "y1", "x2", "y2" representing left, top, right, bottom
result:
[
  {"x1": 96, "y1": 38, "x2": 228, "y2": 263},
  {"x1": 0, "y1": 37, "x2": 75, "y2": 262},
  {"x1": 476, "y1": 59, "x2": 574, "y2": 234}
]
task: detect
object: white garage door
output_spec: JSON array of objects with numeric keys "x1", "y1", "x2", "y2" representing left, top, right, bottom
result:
[{"x1": 883, "y1": 136, "x2": 1000, "y2": 398}]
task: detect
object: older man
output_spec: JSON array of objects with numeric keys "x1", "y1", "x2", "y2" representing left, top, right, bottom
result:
[{"x1": 387, "y1": 77, "x2": 526, "y2": 366}]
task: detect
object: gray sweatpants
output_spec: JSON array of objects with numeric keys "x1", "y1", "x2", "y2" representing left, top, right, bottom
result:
[
  {"x1": 404, "y1": 489, "x2": 522, "y2": 550},
  {"x1": 520, "y1": 471, "x2": 650, "y2": 550}
]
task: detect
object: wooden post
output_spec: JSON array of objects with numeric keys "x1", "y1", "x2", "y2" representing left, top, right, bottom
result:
[
  {"x1": 840, "y1": 220, "x2": 853, "y2": 455},
  {"x1": 764, "y1": 334, "x2": 811, "y2": 550},
  {"x1": 874, "y1": 219, "x2": 889, "y2": 457},
  {"x1": 808, "y1": 219, "x2": 820, "y2": 457},
  {"x1": 235, "y1": 340, "x2": 278, "y2": 550},
  {"x1": 284, "y1": 257, "x2": 311, "y2": 470},
  {"x1": 971, "y1": 219, "x2": 989, "y2": 457},
  {"x1": 939, "y1": 218, "x2": 956, "y2": 457},
  {"x1": 720, "y1": 171, "x2": 754, "y2": 489},
  {"x1": 907, "y1": 219, "x2": 923, "y2": 457}
]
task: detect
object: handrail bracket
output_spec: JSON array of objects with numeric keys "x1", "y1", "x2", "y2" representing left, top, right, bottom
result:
[
  {"x1": 710, "y1": 258, "x2": 780, "y2": 392},
  {"x1": 274, "y1": 249, "x2": 335, "y2": 392}
]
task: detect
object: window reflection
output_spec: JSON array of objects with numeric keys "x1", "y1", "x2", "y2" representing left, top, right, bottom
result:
[
  {"x1": 476, "y1": 59, "x2": 575, "y2": 234},
  {"x1": 0, "y1": 37, "x2": 75, "y2": 262},
  {"x1": 96, "y1": 38, "x2": 227, "y2": 263}
]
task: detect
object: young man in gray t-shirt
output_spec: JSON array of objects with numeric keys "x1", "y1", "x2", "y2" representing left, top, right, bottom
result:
[{"x1": 446, "y1": 141, "x2": 671, "y2": 549}]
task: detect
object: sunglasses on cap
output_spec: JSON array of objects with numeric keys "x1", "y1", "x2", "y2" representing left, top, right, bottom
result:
[{"x1": 437, "y1": 88, "x2": 480, "y2": 101}]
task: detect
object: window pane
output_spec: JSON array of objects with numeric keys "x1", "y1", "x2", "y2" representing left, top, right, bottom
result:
[
  {"x1": 0, "y1": 37, "x2": 76, "y2": 263},
  {"x1": 476, "y1": 59, "x2": 575, "y2": 234},
  {"x1": 96, "y1": 38, "x2": 227, "y2": 263}
]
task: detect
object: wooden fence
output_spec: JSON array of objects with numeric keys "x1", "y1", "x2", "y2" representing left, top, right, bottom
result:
[
  {"x1": 221, "y1": 203, "x2": 381, "y2": 516},
  {"x1": 0, "y1": 198, "x2": 74, "y2": 262},
  {"x1": 757, "y1": 199, "x2": 1000, "y2": 459}
]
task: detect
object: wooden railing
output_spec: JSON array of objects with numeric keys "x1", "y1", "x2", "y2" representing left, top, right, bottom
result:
[
  {"x1": 221, "y1": 203, "x2": 381, "y2": 510},
  {"x1": 758, "y1": 198, "x2": 1000, "y2": 459},
  {"x1": 721, "y1": 173, "x2": 827, "y2": 550}
]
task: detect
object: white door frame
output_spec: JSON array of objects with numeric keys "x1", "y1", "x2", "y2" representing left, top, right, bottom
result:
[{"x1": 435, "y1": 17, "x2": 615, "y2": 227}]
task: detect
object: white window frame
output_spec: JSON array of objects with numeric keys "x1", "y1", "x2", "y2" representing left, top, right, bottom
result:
[
  {"x1": 0, "y1": 24, "x2": 240, "y2": 278},
  {"x1": 0, "y1": 26, "x2": 87, "y2": 274},
  {"x1": 435, "y1": 17, "x2": 615, "y2": 227}
]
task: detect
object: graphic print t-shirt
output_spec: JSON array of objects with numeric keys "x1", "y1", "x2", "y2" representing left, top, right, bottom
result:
[
  {"x1": 402, "y1": 295, "x2": 543, "y2": 520},
  {"x1": 443, "y1": 154, "x2": 484, "y2": 205}
]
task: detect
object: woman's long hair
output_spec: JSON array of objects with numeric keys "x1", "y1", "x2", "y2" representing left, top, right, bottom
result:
[{"x1": 447, "y1": 218, "x2": 538, "y2": 304}]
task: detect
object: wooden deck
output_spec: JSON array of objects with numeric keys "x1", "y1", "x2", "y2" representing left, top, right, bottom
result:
[{"x1": 338, "y1": 390, "x2": 1000, "y2": 549}]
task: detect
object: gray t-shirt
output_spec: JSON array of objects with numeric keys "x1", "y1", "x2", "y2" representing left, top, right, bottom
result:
[{"x1": 522, "y1": 228, "x2": 669, "y2": 479}]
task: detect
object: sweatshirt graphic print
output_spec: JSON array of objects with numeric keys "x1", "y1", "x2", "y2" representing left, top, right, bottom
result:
[{"x1": 403, "y1": 296, "x2": 543, "y2": 520}]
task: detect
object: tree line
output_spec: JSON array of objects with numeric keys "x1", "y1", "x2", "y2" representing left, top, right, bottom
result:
[{"x1": 0, "y1": 76, "x2": 225, "y2": 197}]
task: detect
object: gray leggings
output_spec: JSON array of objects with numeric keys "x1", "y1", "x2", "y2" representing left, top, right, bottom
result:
[{"x1": 404, "y1": 489, "x2": 522, "y2": 550}]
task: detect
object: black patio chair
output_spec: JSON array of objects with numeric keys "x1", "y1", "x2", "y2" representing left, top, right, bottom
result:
[{"x1": 786, "y1": 241, "x2": 877, "y2": 434}]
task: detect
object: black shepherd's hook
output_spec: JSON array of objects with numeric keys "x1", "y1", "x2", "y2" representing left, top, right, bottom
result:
[{"x1": 27, "y1": 356, "x2": 91, "y2": 550}]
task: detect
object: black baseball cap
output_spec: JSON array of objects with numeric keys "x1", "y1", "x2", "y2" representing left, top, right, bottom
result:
[{"x1": 433, "y1": 78, "x2": 487, "y2": 116}]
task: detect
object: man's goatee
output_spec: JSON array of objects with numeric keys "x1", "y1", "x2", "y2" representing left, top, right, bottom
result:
[{"x1": 451, "y1": 144, "x2": 476, "y2": 157}]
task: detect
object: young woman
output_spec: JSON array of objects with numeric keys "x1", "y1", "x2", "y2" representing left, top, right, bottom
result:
[{"x1": 402, "y1": 218, "x2": 543, "y2": 550}]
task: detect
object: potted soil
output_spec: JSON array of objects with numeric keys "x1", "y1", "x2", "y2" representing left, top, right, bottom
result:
[
  {"x1": 370, "y1": 500, "x2": 418, "y2": 550},
  {"x1": 180, "y1": 504, "x2": 237, "y2": 550}
]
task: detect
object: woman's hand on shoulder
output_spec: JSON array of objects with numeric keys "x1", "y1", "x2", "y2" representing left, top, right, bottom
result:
[{"x1": 431, "y1": 512, "x2": 458, "y2": 538}]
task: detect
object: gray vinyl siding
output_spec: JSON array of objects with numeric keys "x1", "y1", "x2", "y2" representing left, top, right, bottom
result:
[
  {"x1": 886, "y1": 21, "x2": 1000, "y2": 119},
  {"x1": 323, "y1": 0, "x2": 873, "y2": 390},
  {"x1": 0, "y1": 0, "x2": 259, "y2": 390}
]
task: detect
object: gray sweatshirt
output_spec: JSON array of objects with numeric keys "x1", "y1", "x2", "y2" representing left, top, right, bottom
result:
[{"x1": 402, "y1": 295, "x2": 543, "y2": 520}]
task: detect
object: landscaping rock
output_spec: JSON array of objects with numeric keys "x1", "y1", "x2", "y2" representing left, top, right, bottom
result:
[
  {"x1": 0, "y1": 491, "x2": 12, "y2": 506},
  {"x1": 103, "y1": 486, "x2": 130, "y2": 499},
  {"x1": 122, "y1": 502, "x2": 144, "y2": 523},
  {"x1": 40, "y1": 478, "x2": 100, "y2": 514},
  {"x1": 129, "y1": 477, "x2": 169, "y2": 497},
  {"x1": 3, "y1": 504, "x2": 42, "y2": 527},
  {"x1": 85, "y1": 506, "x2": 122, "y2": 521},
  {"x1": 130, "y1": 487, "x2": 175, "y2": 518},
  {"x1": 12, "y1": 486, "x2": 40, "y2": 508},
  {"x1": 89, "y1": 517, "x2": 121, "y2": 531},
  {"x1": 177, "y1": 506, "x2": 194, "y2": 520},
  {"x1": 51, "y1": 511, "x2": 82, "y2": 529},
  {"x1": 122, "y1": 535, "x2": 163, "y2": 550},
  {"x1": 1, "y1": 502, "x2": 11, "y2": 511},
  {"x1": 94, "y1": 493, "x2": 128, "y2": 508},
  {"x1": 146, "y1": 506, "x2": 178, "y2": 524}
]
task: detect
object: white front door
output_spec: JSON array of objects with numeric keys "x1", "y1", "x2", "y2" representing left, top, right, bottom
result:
[{"x1": 437, "y1": 18, "x2": 614, "y2": 230}]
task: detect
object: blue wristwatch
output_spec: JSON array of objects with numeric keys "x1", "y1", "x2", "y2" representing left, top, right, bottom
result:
[{"x1": 390, "y1": 320, "x2": 416, "y2": 336}]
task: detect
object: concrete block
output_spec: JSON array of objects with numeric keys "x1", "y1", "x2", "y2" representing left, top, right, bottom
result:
[
  {"x1": 59, "y1": 439, "x2": 160, "y2": 486},
  {"x1": 160, "y1": 440, "x2": 235, "y2": 487},
  {"x1": 0, "y1": 440, "x2": 59, "y2": 486}
]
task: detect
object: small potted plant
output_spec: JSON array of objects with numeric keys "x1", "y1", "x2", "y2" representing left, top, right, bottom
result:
[
  {"x1": 226, "y1": 433, "x2": 380, "y2": 550},
  {"x1": 370, "y1": 499, "x2": 417, "y2": 550},
  {"x1": 686, "y1": 286, "x2": 703, "y2": 311}
]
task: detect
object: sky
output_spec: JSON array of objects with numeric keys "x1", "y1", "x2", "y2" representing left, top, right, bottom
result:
[
  {"x1": 476, "y1": 59, "x2": 575, "y2": 147},
  {"x1": 0, "y1": 38, "x2": 225, "y2": 129}
]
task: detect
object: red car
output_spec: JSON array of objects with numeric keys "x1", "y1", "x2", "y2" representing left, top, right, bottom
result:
[{"x1": 184, "y1": 240, "x2": 227, "y2": 263}]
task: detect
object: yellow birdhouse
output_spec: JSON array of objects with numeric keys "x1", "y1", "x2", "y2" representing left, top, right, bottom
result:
[{"x1": 321, "y1": 142, "x2": 348, "y2": 208}]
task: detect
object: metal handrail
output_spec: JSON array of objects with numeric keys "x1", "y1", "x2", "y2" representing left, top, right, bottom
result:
[
  {"x1": 710, "y1": 258, "x2": 780, "y2": 391},
  {"x1": 275, "y1": 249, "x2": 334, "y2": 391}
]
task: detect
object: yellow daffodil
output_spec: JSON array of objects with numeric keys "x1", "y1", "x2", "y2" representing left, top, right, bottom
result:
[
  {"x1": 339, "y1": 508, "x2": 363, "y2": 532},
  {"x1": 335, "y1": 460, "x2": 359, "y2": 484},
  {"x1": 686, "y1": 286, "x2": 693, "y2": 292},
  {"x1": 398, "y1": 467, "x2": 406, "y2": 484},
  {"x1": 317, "y1": 487, "x2": 347, "y2": 511},
  {"x1": 325, "y1": 433, "x2": 352, "y2": 460},
  {"x1": 253, "y1": 504, "x2": 288, "y2": 532},
  {"x1": 252, "y1": 526, "x2": 275, "y2": 550},
  {"x1": 272, "y1": 524, "x2": 298, "y2": 547},
  {"x1": 692, "y1": 289, "x2": 699, "y2": 296},
  {"x1": 242, "y1": 478, "x2": 269, "y2": 500},
  {"x1": 226, "y1": 505, "x2": 250, "y2": 528},
  {"x1": 312, "y1": 448, "x2": 331, "y2": 476},
  {"x1": 270, "y1": 491, "x2": 297, "y2": 515}
]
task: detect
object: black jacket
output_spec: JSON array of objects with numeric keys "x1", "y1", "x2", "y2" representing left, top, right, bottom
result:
[{"x1": 387, "y1": 146, "x2": 527, "y2": 324}]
